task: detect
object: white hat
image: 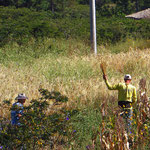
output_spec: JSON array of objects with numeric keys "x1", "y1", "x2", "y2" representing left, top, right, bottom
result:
[
  {"x1": 15, "y1": 93, "x2": 28, "y2": 100},
  {"x1": 124, "y1": 74, "x2": 132, "y2": 80}
]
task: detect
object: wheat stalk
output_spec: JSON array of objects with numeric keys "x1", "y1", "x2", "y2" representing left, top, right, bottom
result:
[{"x1": 100, "y1": 62, "x2": 107, "y2": 76}]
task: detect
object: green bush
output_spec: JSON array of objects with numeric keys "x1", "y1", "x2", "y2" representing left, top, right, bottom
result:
[
  {"x1": 96, "y1": 17, "x2": 150, "y2": 45},
  {"x1": 0, "y1": 89, "x2": 78, "y2": 149},
  {"x1": 0, "y1": 6, "x2": 150, "y2": 46},
  {"x1": 0, "y1": 7, "x2": 55, "y2": 46}
]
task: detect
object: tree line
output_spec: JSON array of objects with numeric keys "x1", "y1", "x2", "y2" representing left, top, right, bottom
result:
[
  {"x1": 0, "y1": 0, "x2": 150, "y2": 15},
  {"x1": 0, "y1": 0, "x2": 150, "y2": 46}
]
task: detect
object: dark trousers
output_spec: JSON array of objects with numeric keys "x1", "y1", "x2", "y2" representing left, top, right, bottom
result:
[
  {"x1": 121, "y1": 108, "x2": 133, "y2": 134},
  {"x1": 118, "y1": 101, "x2": 133, "y2": 134}
]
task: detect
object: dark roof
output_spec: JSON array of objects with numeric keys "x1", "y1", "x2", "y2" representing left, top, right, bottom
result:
[{"x1": 126, "y1": 8, "x2": 150, "y2": 19}]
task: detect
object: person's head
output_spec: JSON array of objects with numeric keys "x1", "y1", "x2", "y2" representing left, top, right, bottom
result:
[
  {"x1": 124, "y1": 74, "x2": 132, "y2": 84},
  {"x1": 15, "y1": 93, "x2": 28, "y2": 104}
]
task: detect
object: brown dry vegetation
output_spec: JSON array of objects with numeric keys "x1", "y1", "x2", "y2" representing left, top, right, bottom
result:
[
  {"x1": 1, "y1": 48, "x2": 150, "y2": 111},
  {"x1": 0, "y1": 41, "x2": 150, "y2": 149}
]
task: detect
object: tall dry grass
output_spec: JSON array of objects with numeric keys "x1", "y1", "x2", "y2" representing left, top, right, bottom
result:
[
  {"x1": 1, "y1": 47, "x2": 150, "y2": 110},
  {"x1": 0, "y1": 39, "x2": 150, "y2": 149}
]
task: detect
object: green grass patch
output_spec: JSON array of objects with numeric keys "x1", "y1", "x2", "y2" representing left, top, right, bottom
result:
[{"x1": 108, "y1": 38, "x2": 150, "y2": 54}]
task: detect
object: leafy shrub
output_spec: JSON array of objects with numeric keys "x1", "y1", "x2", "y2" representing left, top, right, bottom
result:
[
  {"x1": 0, "y1": 7, "x2": 55, "y2": 46},
  {"x1": 0, "y1": 6, "x2": 150, "y2": 47},
  {"x1": 0, "y1": 89, "x2": 78, "y2": 149},
  {"x1": 96, "y1": 17, "x2": 150, "y2": 45}
]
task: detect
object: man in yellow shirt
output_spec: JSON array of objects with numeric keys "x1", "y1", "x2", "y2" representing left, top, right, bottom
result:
[{"x1": 103, "y1": 74, "x2": 137, "y2": 134}]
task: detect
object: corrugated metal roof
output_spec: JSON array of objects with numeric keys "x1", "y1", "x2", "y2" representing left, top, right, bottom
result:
[{"x1": 126, "y1": 8, "x2": 150, "y2": 19}]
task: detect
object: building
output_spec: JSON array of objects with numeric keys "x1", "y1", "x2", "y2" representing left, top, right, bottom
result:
[{"x1": 126, "y1": 8, "x2": 150, "y2": 19}]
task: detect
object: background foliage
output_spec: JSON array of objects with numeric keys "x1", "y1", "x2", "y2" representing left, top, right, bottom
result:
[
  {"x1": 0, "y1": 0, "x2": 150, "y2": 46},
  {"x1": 0, "y1": 6, "x2": 150, "y2": 47}
]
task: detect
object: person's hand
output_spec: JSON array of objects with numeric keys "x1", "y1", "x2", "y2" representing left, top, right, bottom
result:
[
  {"x1": 18, "y1": 114, "x2": 22, "y2": 118},
  {"x1": 103, "y1": 74, "x2": 107, "y2": 81}
]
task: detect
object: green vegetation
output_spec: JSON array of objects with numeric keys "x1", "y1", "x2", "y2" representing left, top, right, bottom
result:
[
  {"x1": 0, "y1": 38, "x2": 150, "y2": 149},
  {"x1": 0, "y1": 89, "x2": 78, "y2": 149},
  {"x1": 0, "y1": 5, "x2": 150, "y2": 46},
  {"x1": 0, "y1": 0, "x2": 150, "y2": 149},
  {"x1": 0, "y1": 83, "x2": 150, "y2": 149}
]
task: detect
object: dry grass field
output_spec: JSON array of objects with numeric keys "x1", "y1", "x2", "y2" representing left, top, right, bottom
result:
[
  {"x1": 0, "y1": 39, "x2": 150, "y2": 149},
  {"x1": 1, "y1": 46, "x2": 150, "y2": 108}
]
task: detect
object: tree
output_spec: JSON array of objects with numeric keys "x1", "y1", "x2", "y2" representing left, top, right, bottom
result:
[
  {"x1": 49, "y1": 0, "x2": 70, "y2": 12},
  {"x1": 137, "y1": 0, "x2": 150, "y2": 10},
  {"x1": 77, "y1": 0, "x2": 89, "y2": 5},
  {"x1": 113, "y1": 0, "x2": 135, "y2": 14}
]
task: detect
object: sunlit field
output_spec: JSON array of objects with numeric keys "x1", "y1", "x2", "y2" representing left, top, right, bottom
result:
[
  {"x1": 0, "y1": 38, "x2": 150, "y2": 149},
  {"x1": 1, "y1": 39, "x2": 150, "y2": 105}
]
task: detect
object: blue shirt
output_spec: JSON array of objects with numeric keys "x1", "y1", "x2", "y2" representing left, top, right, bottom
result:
[{"x1": 11, "y1": 102, "x2": 24, "y2": 125}]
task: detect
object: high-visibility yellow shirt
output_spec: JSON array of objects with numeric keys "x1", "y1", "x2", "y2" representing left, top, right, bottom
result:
[{"x1": 105, "y1": 80, "x2": 137, "y2": 104}]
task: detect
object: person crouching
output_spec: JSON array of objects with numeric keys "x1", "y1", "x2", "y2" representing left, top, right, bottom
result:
[{"x1": 11, "y1": 93, "x2": 28, "y2": 126}]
